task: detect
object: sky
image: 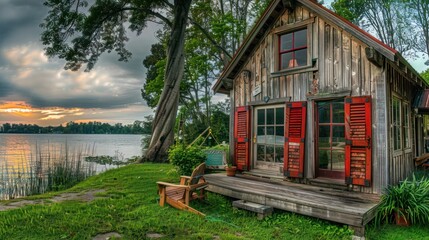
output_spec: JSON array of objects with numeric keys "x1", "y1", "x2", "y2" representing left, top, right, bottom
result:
[
  {"x1": 0, "y1": 1, "x2": 427, "y2": 127},
  {"x1": 0, "y1": 1, "x2": 158, "y2": 126}
]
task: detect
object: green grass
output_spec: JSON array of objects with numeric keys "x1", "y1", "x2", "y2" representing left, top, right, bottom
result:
[{"x1": 0, "y1": 164, "x2": 427, "y2": 239}]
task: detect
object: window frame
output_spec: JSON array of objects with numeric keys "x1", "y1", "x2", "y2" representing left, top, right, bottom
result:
[
  {"x1": 272, "y1": 18, "x2": 314, "y2": 74},
  {"x1": 403, "y1": 101, "x2": 411, "y2": 149},
  {"x1": 254, "y1": 104, "x2": 285, "y2": 164},
  {"x1": 278, "y1": 29, "x2": 308, "y2": 70},
  {"x1": 391, "y1": 96, "x2": 411, "y2": 152},
  {"x1": 392, "y1": 96, "x2": 402, "y2": 151}
]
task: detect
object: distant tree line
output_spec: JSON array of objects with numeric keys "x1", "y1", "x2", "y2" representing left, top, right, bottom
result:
[{"x1": 0, "y1": 117, "x2": 153, "y2": 134}]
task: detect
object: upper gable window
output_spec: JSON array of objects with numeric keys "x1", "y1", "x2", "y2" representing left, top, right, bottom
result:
[{"x1": 279, "y1": 28, "x2": 307, "y2": 69}]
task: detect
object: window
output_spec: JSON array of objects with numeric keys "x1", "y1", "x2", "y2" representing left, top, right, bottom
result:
[
  {"x1": 279, "y1": 29, "x2": 307, "y2": 69},
  {"x1": 404, "y1": 102, "x2": 410, "y2": 149},
  {"x1": 256, "y1": 106, "x2": 284, "y2": 163},
  {"x1": 392, "y1": 97, "x2": 401, "y2": 151}
]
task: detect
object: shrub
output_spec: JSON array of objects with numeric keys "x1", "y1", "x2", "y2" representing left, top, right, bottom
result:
[
  {"x1": 376, "y1": 174, "x2": 429, "y2": 225},
  {"x1": 168, "y1": 145, "x2": 206, "y2": 175}
]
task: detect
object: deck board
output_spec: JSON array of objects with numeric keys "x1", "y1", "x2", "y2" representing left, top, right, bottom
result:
[{"x1": 205, "y1": 173, "x2": 379, "y2": 227}]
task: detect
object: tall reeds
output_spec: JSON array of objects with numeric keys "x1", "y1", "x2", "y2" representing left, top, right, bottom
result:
[{"x1": 0, "y1": 143, "x2": 95, "y2": 200}]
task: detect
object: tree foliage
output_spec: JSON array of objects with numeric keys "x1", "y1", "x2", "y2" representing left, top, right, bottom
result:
[
  {"x1": 402, "y1": 0, "x2": 429, "y2": 63},
  {"x1": 331, "y1": 0, "x2": 415, "y2": 57},
  {"x1": 40, "y1": 0, "x2": 170, "y2": 71},
  {"x1": 421, "y1": 68, "x2": 429, "y2": 85},
  {"x1": 0, "y1": 120, "x2": 152, "y2": 134}
]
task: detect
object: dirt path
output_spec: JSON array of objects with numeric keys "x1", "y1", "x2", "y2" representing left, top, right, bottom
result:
[{"x1": 0, "y1": 189, "x2": 105, "y2": 211}]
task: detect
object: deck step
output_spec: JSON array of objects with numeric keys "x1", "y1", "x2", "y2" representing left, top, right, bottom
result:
[
  {"x1": 232, "y1": 200, "x2": 273, "y2": 220},
  {"x1": 308, "y1": 178, "x2": 348, "y2": 191}
]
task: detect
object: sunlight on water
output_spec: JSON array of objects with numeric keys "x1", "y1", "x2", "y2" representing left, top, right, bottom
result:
[{"x1": 0, "y1": 134, "x2": 143, "y2": 200}]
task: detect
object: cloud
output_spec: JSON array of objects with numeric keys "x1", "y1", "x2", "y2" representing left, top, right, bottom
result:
[
  {"x1": 1, "y1": 43, "x2": 148, "y2": 109},
  {"x1": 0, "y1": 0, "x2": 161, "y2": 125},
  {"x1": 0, "y1": 101, "x2": 153, "y2": 126}
]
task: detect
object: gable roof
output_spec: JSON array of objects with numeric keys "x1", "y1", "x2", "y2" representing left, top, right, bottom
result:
[{"x1": 213, "y1": 0, "x2": 422, "y2": 94}]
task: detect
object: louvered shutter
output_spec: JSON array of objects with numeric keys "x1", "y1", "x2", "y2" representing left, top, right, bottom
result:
[
  {"x1": 345, "y1": 96, "x2": 372, "y2": 186},
  {"x1": 284, "y1": 102, "x2": 307, "y2": 178},
  {"x1": 234, "y1": 106, "x2": 250, "y2": 171}
]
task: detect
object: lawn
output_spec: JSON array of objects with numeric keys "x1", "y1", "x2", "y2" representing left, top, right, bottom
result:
[{"x1": 0, "y1": 164, "x2": 428, "y2": 239}]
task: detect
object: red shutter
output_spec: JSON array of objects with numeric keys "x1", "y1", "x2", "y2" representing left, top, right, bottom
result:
[
  {"x1": 345, "y1": 96, "x2": 372, "y2": 187},
  {"x1": 234, "y1": 106, "x2": 250, "y2": 171},
  {"x1": 284, "y1": 102, "x2": 306, "y2": 178}
]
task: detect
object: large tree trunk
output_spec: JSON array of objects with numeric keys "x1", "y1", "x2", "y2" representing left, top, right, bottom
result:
[{"x1": 141, "y1": 0, "x2": 192, "y2": 163}]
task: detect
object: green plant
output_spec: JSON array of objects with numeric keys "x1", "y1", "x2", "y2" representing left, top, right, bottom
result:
[
  {"x1": 168, "y1": 145, "x2": 206, "y2": 175},
  {"x1": 376, "y1": 174, "x2": 429, "y2": 225}
]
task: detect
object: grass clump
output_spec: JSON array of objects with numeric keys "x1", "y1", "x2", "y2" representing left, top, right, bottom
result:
[
  {"x1": 0, "y1": 144, "x2": 95, "y2": 200},
  {"x1": 376, "y1": 174, "x2": 429, "y2": 226}
]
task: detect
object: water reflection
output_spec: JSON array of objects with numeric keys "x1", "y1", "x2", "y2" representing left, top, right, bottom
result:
[{"x1": 0, "y1": 134, "x2": 143, "y2": 200}]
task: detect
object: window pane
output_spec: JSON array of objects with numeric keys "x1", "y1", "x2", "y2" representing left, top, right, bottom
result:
[
  {"x1": 257, "y1": 144, "x2": 265, "y2": 161},
  {"x1": 276, "y1": 126, "x2": 284, "y2": 145},
  {"x1": 319, "y1": 126, "x2": 330, "y2": 146},
  {"x1": 319, "y1": 149, "x2": 330, "y2": 169},
  {"x1": 281, "y1": 52, "x2": 293, "y2": 69},
  {"x1": 392, "y1": 97, "x2": 401, "y2": 150},
  {"x1": 266, "y1": 126, "x2": 275, "y2": 144},
  {"x1": 267, "y1": 108, "x2": 274, "y2": 124},
  {"x1": 295, "y1": 49, "x2": 307, "y2": 66},
  {"x1": 318, "y1": 103, "x2": 330, "y2": 123},
  {"x1": 332, "y1": 102, "x2": 344, "y2": 123},
  {"x1": 332, "y1": 126, "x2": 345, "y2": 149},
  {"x1": 266, "y1": 146, "x2": 274, "y2": 162},
  {"x1": 257, "y1": 109, "x2": 265, "y2": 125},
  {"x1": 404, "y1": 104, "x2": 410, "y2": 148},
  {"x1": 294, "y1": 29, "x2": 307, "y2": 48},
  {"x1": 276, "y1": 107, "x2": 284, "y2": 124},
  {"x1": 257, "y1": 126, "x2": 265, "y2": 143},
  {"x1": 331, "y1": 150, "x2": 345, "y2": 171},
  {"x1": 275, "y1": 146, "x2": 284, "y2": 163},
  {"x1": 281, "y1": 33, "x2": 293, "y2": 51}
]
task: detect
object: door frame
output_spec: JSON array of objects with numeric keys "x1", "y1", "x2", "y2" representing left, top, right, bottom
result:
[
  {"x1": 314, "y1": 98, "x2": 346, "y2": 179},
  {"x1": 252, "y1": 104, "x2": 285, "y2": 172}
]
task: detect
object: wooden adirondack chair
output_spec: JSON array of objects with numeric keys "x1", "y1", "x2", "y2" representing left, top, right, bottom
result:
[{"x1": 157, "y1": 163, "x2": 208, "y2": 216}]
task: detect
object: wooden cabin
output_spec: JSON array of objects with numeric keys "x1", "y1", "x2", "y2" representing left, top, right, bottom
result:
[{"x1": 213, "y1": 0, "x2": 428, "y2": 195}]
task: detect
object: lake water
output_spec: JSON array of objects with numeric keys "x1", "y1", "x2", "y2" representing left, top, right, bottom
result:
[
  {"x1": 0, "y1": 134, "x2": 143, "y2": 199},
  {"x1": 0, "y1": 134, "x2": 143, "y2": 164}
]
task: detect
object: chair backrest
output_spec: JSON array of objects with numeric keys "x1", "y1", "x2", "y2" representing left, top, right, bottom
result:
[{"x1": 189, "y1": 163, "x2": 206, "y2": 185}]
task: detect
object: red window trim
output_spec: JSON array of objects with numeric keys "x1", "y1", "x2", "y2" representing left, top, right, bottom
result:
[{"x1": 278, "y1": 29, "x2": 308, "y2": 69}]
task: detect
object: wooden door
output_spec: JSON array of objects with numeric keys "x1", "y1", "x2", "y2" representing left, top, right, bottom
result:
[
  {"x1": 254, "y1": 105, "x2": 285, "y2": 171},
  {"x1": 316, "y1": 99, "x2": 345, "y2": 179}
]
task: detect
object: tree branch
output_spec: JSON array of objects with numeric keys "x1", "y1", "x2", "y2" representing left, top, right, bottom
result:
[
  {"x1": 122, "y1": 7, "x2": 172, "y2": 27},
  {"x1": 188, "y1": 17, "x2": 233, "y2": 60}
]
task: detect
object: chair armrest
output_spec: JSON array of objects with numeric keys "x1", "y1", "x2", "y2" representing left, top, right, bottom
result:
[
  {"x1": 180, "y1": 176, "x2": 191, "y2": 185},
  {"x1": 156, "y1": 181, "x2": 189, "y2": 189},
  {"x1": 189, "y1": 182, "x2": 209, "y2": 191}
]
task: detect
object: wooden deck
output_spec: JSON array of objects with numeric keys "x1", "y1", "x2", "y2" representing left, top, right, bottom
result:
[{"x1": 205, "y1": 173, "x2": 380, "y2": 234}]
